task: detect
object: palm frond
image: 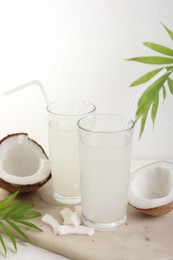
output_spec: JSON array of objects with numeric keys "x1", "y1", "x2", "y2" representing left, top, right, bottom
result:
[
  {"x1": 0, "y1": 191, "x2": 42, "y2": 256},
  {"x1": 127, "y1": 22, "x2": 173, "y2": 137}
]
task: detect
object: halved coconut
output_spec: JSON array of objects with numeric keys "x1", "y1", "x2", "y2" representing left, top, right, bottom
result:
[
  {"x1": 0, "y1": 133, "x2": 51, "y2": 193},
  {"x1": 128, "y1": 161, "x2": 173, "y2": 216}
]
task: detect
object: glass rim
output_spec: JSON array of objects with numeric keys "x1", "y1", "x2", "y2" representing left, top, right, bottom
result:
[
  {"x1": 46, "y1": 100, "x2": 96, "y2": 117},
  {"x1": 78, "y1": 113, "x2": 135, "y2": 134}
]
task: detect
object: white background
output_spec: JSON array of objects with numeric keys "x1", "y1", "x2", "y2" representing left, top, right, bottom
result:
[{"x1": 0, "y1": 0, "x2": 172, "y2": 160}]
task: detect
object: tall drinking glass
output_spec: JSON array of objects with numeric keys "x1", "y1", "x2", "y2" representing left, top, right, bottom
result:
[
  {"x1": 78, "y1": 114, "x2": 134, "y2": 231},
  {"x1": 47, "y1": 100, "x2": 96, "y2": 205}
]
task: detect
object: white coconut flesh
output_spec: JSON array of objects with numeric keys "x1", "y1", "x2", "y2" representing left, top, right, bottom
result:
[
  {"x1": 128, "y1": 161, "x2": 173, "y2": 209},
  {"x1": 0, "y1": 133, "x2": 51, "y2": 186}
]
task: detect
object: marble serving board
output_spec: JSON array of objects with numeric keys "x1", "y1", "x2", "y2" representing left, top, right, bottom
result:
[{"x1": 6, "y1": 178, "x2": 172, "y2": 260}]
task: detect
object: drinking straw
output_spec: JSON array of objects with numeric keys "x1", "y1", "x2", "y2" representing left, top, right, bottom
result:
[
  {"x1": 4, "y1": 70, "x2": 168, "y2": 128},
  {"x1": 123, "y1": 68, "x2": 167, "y2": 127},
  {"x1": 4, "y1": 80, "x2": 51, "y2": 106}
]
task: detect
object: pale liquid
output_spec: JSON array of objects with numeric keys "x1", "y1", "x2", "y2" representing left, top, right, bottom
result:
[
  {"x1": 80, "y1": 142, "x2": 131, "y2": 223},
  {"x1": 49, "y1": 126, "x2": 80, "y2": 198}
]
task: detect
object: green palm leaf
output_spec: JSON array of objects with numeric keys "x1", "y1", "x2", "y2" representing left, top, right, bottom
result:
[
  {"x1": 0, "y1": 201, "x2": 25, "y2": 217},
  {"x1": 130, "y1": 68, "x2": 163, "y2": 86},
  {"x1": 138, "y1": 73, "x2": 170, "y2": 106},
  {"x1": 6, "y1": 220, "x2": 31, "y2": 243},
  {"x1": 13, "y1": 219, "x2": 42, "y2": 232},
  {"x1": 161, "y1": 22, "x2": 173, "y2": 41},
  {"x1": 0, "y1": 191, "x2": 42, "y2": 256},
  {"x1": 0, "y1": 221, "x2": 17, "y2": 252},
  {"x1": 130, "y1": 66, "x2": 173, "y2": 86},
  {"x1": 135, "y1": 98, "x2": 152, "y2": 119},
  {"x1": 139, "y1": 106, "x2": 150, "y2": 138},
  {"x1": 143, "y1": 42, "x2": 173, "y2": 57},
  {"x1": 4, "y1": 202, "x2": 33, "y2": 218},
  {"x1": 14, "y1": 210, "x2": 41, "y2": 220},
  {"x1": 151, "y1": 93, "x2": 159, "y2": 125},
  {"x1": 135, "y1": 72, "x2": 170, "y2": 137},
  {"x1": 168, "y1": 77, "x2": 173, "y2": 94},
  {"x1": 127, "y1": 56, "x2": 173, "y2": 64},
  {"x1": 0, "y1": 233, "x2": 6, "y2": 256},
  {"x1": 162, "y1": 85, "x2": 166, "y2": 100},
  {"x1": 0, "y1": 191, "x2": 19, "y2": 211}
]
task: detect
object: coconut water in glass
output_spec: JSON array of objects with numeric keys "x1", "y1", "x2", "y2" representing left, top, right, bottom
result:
[
  {"x1": 47, "y1": 100, "x2": 96, "y2": 205},
  {"x1": 78, "y1": 114, "x2": 134, "y2": 230}
]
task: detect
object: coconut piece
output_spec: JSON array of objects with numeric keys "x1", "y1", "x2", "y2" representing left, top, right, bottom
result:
[
  {"x1": 59, "y1": 225, "x2": 95, "y2": 236},
  {"x1": 41, "y1": 214, "x2": 60, "y2": 235},
  {"x1": 71, "y1": 212, "x2": 82, "y2": 227},
  {"x1": 0, "y1": 133, "x2": 51, "y2": 193},
  {"x1": 41, "y1": 213, "x2": 95, "y2": 236},
  {"x1": 59, "y1": 207, "x2": 82, "y2": 226},
  {"x1": 128, "y1": 161, "x2": 173, "y2": 216},
  {"x1": 59, "y1": 208, "x2": 73, "y2": 225}
]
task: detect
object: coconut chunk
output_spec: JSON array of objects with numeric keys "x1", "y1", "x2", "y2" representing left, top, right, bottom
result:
[
  {"x1": 59, "y1": 208, "x2": 73, "y2": 225},
  {"x1": 41, "y1": 213, "x2": 95, "y2": 236}
]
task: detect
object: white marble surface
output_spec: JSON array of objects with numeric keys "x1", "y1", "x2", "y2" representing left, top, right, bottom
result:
[
  {"x1": 1, "y1": 160, "x2": 173, "y2": 259},
  {"x1": 3, "y1": 235, "x2": 69, "y2": 260}
]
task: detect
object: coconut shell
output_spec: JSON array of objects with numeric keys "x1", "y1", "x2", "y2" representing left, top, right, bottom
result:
[
  {"x1": 0, "y1": 174, "x2": 52, "y2": 194},
  {"x1": 0, "y1": 132, "x2": 51, "y2": 194},
  {"x1": 131, "y1": 201, "x2": 173, "y2": 216}
]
